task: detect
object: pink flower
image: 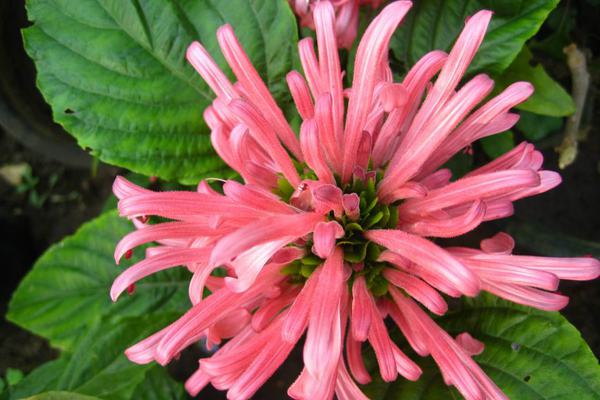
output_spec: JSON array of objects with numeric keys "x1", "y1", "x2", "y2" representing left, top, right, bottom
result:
[
  {"x1": 289, "y1": 0, "x2": 384, "y2": 48},
  {"x1": 111, "y1": 1, "x2": 600, "y2": 399}
]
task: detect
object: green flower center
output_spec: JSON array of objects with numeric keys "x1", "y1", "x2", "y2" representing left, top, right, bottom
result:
[{"x1": 280, "y1": 172, "x2": 398, "y2": 297}]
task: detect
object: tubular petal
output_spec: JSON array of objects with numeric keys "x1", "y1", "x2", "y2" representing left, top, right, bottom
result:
[
  {"x1": 210, "y1": 213, "x2": 322, "y2": 269},
  {"x1": 216, "y1": 25, "x2": 302, "y2": 159},
  {"x1": 367, "y1": 230, "x2": 480, "y2": 296},
  {"x1": 384, "y1": 268, "x2": 448, "y2": 315},
  {"x1": 351, "y1": 276, "x2": 372, "y2": 341},
  {"x1": 304, "y1": 248, "x2": 344, "y2": 379},
  {"x1": 342, "y1": 1, "x2": 412, "y2": 182},
  {"x1": 111, "y1": 248, "x2": 211, "y2": 301}
]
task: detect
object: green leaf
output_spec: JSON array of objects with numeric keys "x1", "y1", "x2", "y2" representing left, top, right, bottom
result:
[
  {"x1": 131, "y1": 366, "x2": 187, "y2": 400},
  {"x1": 480, "y1": 131, "x2": 514, "y2": 159},
  {"x1": 495, "y1": 47, "x2": 575, "y2": 117},
  {"x1": 11, "y1": 314, "x2": 179, "y2": 400},
  {"x1": 365, "y1": 294, "x2": 600, "y2": 399},
  {"x1": 5, "y1": 370, "x2": 24, "y2": 387},
  {"x1": 23, "y1": 392, "x2": 100, "y2": 400},
  {"x1": 443, "y1": 151, "x2": 473, "y2": 179},
  {"x1": 7, "y1": 210, "x2": 190, "y2": 350},
  {"x1": 23, "y1": 0, "x2": 298, "y2": 184},
  {"x1": 516, "y1": 111, "x2": 562, "y2": 142},
  {"x1": 391, "y1": 0, "x2": 560, "y2": 75},
  {"x1": 7, "y1": 359, "x2": 69, "y2": 400}
]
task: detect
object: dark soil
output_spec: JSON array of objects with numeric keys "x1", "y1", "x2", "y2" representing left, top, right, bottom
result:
[{"x1": 0, "y1": 129, "x2": 120, "y2": 375}]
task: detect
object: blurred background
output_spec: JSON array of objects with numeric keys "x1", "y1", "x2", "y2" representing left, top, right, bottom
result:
[{"x1": 1, "y1": 0, "x2": 599, "y2": 397}]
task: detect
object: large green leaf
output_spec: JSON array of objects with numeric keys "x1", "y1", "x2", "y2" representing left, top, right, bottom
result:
[
  {"x1": 23, "y1": 392, "x2": 100, "y2": 400},
  {"x1": 6, "y1": 359, "x2": 70, "y2": 400},
  {"x1": 495, "y1": 47, "x2": 575, "y2": 117},
  {"x1": 130, "y1": 366, "x2": 187, "y2": 400},
  {"x1": 10, "y1": 315, "x2": 181, "y2": 400},
  {"x1": 391, "y1": 0, "x2": 560, "y2": 75},
  {"x1": 364, "y1": 294, "x2": 600, "y2": 399},
  {"x1": 515, "y1": 111, "x2": 563, "y2": 142},
  {"x1": 480, "y1": 130, "x2": 514, "y2": 159},
  {"x1": 24, "y1": 0, "x2": 298, "y2": 183},
  {"x1": 7, "y1": 210, "x2": 190, "y2": 350}
]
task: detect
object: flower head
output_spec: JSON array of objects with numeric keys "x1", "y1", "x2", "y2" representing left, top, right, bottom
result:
[
  {"x1": 111, "y1": 1, "x2": 600, "y2": 399},
  {"x1": 290, "y1": 0, "x2": 384, "y2": 48}
]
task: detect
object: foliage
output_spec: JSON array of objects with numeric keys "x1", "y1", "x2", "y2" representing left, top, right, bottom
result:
[
  {"x1": 389, "y1": 0, "x2": 560, "y2": 75},
  {"x1": 23, "y1": 0, "x2": 298, "y2": 184}
]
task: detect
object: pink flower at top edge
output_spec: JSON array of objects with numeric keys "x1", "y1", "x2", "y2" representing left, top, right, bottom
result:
[
  {"x1": 110, "y1": 1, "x2": 600, "y2": 399},
  {"x1": 290, "y1": 0, "x2": 384, "y2": 48}
]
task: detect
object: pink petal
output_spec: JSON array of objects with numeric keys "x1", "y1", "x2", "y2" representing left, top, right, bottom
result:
[
  {"x1": 114, "y1": 222, "x2": 224, "y2": 263},
  {"x1": 156, "y1": 270, "x2": 283, "y2": 365},
  {"x1": 228, "y1": 99, "x2": 300, "y2": 186},
  {"x1": 367, "y1": 229, "x2": 480, "y2": 296},
  {"x1": 367, "y1": 299, "x2": 401, "y2": 382},
  {"x1": 386, "y1": 295, "x2": 429, "y2": 356},
  {"x1": 400, "y1": 200, "x2": 486, "y2": 238},
  {"x1": 401, "y1": 170, "x2": 540, "y2": 215},
  {"x1": 312, "y1": 221, "x2": 344, "y2": 259},
  {"x1": 298, "y1": 38, "x2": 323, "y2": 98},
  {"x1": 186, "y1": 41, "x2": 237, "y2": 101},
  {"x1": 251, "y1": 287, "x2": 299, "y2": 332},
  {"x1": 216, "y1": 25, "x2": 302, "y2": 160},
  {"x1": 342, "y1": 1, "x2": 412, "y2": 182},
  {"x1": 209, "y1": 212, "x2": 322, "y2": 269},
  {"x1": 226, "y1": 323, "x2": 295, "y2": 400},
  {"x1": 118, "y1": 191, "x2": 265, "y2": 221},
  {"x1": 468, "y1": 253, "x2": 600, "y2": 281},
  {"x1": 346, "y1": 329, "x2": 371, "y2": 384},
  {"x1": 113, "y1": 176, "x2": 151, "y2": 200},
  {"x1": 315, "y1": 93, "x2": 343, "y2": 172},
  {"x1": 124, "y1": 324, "x2": 171, "y2": 364},
  {"x1": 111, "y1": 248, "x2": 211, "y2": 301},
  {"x1": 223, "y1": 180, "x2": 293, "y2": 214},
  {"x1": 335, "y1": 359, "x2": 369, "y2": 400},
  {"x1": 420, "y1": 168, "x2": 452, "y2": 190},
  {"x1": 282, "y1": 268, "x2": 321, "y2": 343},
  {"x1": 391, "y1": 342, "x2": 422, "y2": 381},
  {"x1": 384, "y1": 268, "x2": 448, "y2": 315},
  {"x1": 380, "y1": 82, "x2": 408, "y2": 112},
  {"x1": 342, "y1": 193, "x2": 360, "y2": 220},
  {"x1": 314, "y1": 1, "x2": 345, "y2": 149},
  {"x1": 381, "y1": 74, "x2": 495, "y2": 199},
  {"x1": 303, "y1": 248, "x2": 344, "y2": 379},
  {"x1": 380, "y1": 250, "x2": 463, "y2": 298},
  {"x1": 480, "y1": 232, "x2": 515, "y2": 254},
  {"x1": 287, "y1": 71, "x2": 315, "y2": 120},
  {"x1": 350, "y1": 275, "x2": 372, "y2": 341},
  {"x1": 185, "y1": 368, "x2": 211, "y2": 397},
  {"x1": 482, "y1": 280, "x2": 569, "y2": 311},
  {"x1": 455, "y1": 332, "x2": 485, "y2": 356},
  {"x1": 300, "y1": 119, "x2": 335, "y2": 183},
  {"x1": 225, "y1": 238, "x2": 296, "y2": 293},
  {"x1": 356, "y1": 131, "x2": 373, "y2": 171},
  {"x1": 211, "y1": 308, "x2": 252, "y2": 342},
  {"x1": 313, "y1": 183, "x2": 344, "y2": 217}
]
